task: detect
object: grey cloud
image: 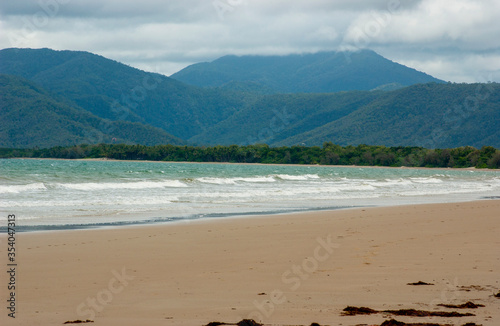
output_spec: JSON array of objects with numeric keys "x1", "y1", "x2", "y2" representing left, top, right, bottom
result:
[
  {"x1": 0, "y1": 0, "x2": 498, "y2": 82},
  {"x1": 242, "y1": 0, "x2": 421, "y2": 15},
  {"x1": 0, "y1": 0, "x2": 214, "y2": 22}
]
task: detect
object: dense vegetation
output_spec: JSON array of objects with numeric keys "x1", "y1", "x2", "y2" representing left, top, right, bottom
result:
[
  {"x1": 171, "y1": 50, "x2": 444, "y2": 93},
  {"x1": 0, "y1": 48, "x2": 498, "y2": 150},
  {"x1": 192, "y1": 82, "x2": 500, "y2": 148},
  {"x1": 2, "y1": 143, "x2": 499, "y2": 169},
  {"x1": 0, "y1": 74, "x2": 186, "y2": 148},
  {"x1": 0, "y1": 48, "x2": 248, "y2": 140},
  {"x1": 273, "y1": 82, "x2": 500, "y2": 148}
]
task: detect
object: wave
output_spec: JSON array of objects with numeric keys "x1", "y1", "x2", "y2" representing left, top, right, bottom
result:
[
  {"x1": 56, "y1": 180, "x2": 187, "y2": 191},
  {"x1": 196, "y1": 176, "x2": 276, "y2": 184},
  {"x1": 410, "y1": 177, "x2": 443, "y2": 184},
  {"x1": 274, "y1": 174, "x2": 320, "y2": 181},
  {"x1": 334, "y1": 183, "x2": 377, "y2": 191},
  {"x1": 196, "y1": 174, "x2": 321, "y2": 184},
  {"x1": 0, "y1": 183, "x2": 47, "y2": 194},
  {"x1": 0, "y1": 196, "x2": 180, "y2": 208}
]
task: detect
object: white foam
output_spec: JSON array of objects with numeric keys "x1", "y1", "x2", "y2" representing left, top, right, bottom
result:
[
  {"x1": 367, "y1": 178, "x2": 413, "y2": 187},
  {"x1": 232, "y1": 176, "x2": 276, "y2": 183},
  {"x1": 57, "y1": 180, "x2": 187, "y2": 190},
  {"x1": 196, "y1": 176, "x2": 276, "y2": 184},
  {"x1": 274, "y1": 174, "x2": 320, "y2": 180},
  {"x1": 196, "y1": 177, "x2": 237, "y2": 185},
  {"x1": 410, "y1": 177, "x2": 443, "y2": 184},
  {"x1": 335, "y1": 183, "x2": 377, "y2": 191},
  {"x1": 8, "y1": 215, "x2": 42, "y2": 221},
  {"x1": 0, "y1": 183, "x2": 47, "y2": 194}
]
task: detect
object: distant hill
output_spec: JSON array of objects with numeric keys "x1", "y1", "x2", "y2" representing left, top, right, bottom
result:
[
  {"x1": 191, "y1": 83, "x2": 500, "y2": 149},
  {"x1": 274, "y1": 83, "x2": 500, "y2": 148},
  {"x1": 0, "y1": 48, "x2": 247, "y2": 140},
  {"x1": 275, "y1": 83, "x2": 500, "y2": 148},
  {"x1": 0, "y1": 74, "x2": 185, "y2": 148},
  {"x1": 189, "y1": 91, "x2": 381, "y2": 145},
  {"x1": 171, "y1": 50, "x2": 445, "y2": 93}
]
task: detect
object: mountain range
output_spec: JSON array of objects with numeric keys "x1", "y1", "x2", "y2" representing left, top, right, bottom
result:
[
  {"x1": 171, "y1": 50, "x2": 444, "y2": 93},
  {"x1": 0, "y1": 48, "x2": 498, "y2": 149}
]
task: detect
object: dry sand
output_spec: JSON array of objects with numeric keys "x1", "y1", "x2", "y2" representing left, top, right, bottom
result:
[{"x1": 1, "y1": 200, "x2": 499, "y2": 326}]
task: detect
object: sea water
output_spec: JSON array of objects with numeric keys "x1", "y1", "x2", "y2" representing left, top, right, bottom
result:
[{"x1": 1, "y1": 159, "x2": 499, "y2": 231}]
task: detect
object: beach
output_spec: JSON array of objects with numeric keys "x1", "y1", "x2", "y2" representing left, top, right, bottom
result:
[{"x1": 1, "y1": 200, "x2": 499, "y2": 325}]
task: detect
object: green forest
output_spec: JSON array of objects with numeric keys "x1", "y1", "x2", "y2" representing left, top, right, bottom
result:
[{"x1": 1, "y1": 143, "x2": 499, "y2": 169}]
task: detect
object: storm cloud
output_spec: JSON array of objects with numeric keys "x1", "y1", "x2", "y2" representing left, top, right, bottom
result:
[{"x1": 1, "y1": 0, "x2": 499, "y2": 82}]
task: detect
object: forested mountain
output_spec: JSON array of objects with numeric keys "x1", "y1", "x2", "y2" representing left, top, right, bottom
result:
[
  {"x1": 0, "y1": 48, "x2": 247, "y2": 140},
  {"x1": 0, "y1": 48, "x2": 498, "y2": 149},
  {"x1": 189, "y1": 91, "x2": 381, "y2": 145},
  {"x1": 0, "y1": 74, "x2": 185, "y2": 148},
  {"x1": 190, "y1": 83, "x2": 500, "y2": 148},
  {"x1": 171, "y1": 50, "x2": 444, "y2": 93},
  {"x1": 273, "y1": 83, "x2": 500, "y2": 148}
]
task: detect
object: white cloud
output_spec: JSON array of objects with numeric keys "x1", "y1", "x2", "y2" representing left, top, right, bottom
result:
[
  {"x1": 0, "y1": 0, "x2": 498, "y2": 81},
  {"x1": 396, "y1": 53, "x2": 500, "y2": 83}
]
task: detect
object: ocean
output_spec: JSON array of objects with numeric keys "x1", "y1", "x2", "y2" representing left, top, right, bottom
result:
[{"x1": 1, "y1": 159, "x2": 499, "y2": 231}]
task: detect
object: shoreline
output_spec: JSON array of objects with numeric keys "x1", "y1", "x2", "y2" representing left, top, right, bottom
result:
[
  {"x1": 6, "y1": 196, "x2": 499, "y2": 233},
  {"x1": 6, "y1": 156, "x2": 500, "y2": 171},
  {"x1": 1, "y1": 200, "x2": 499, "y2": 325},
  {"x1": 3, "y1": 204, "x2": 365, "y2": 234}
]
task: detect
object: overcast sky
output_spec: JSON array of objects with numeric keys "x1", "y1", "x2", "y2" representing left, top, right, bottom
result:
[{"x1": 1, "y1": 0, "x2": 499, "y2": 82}]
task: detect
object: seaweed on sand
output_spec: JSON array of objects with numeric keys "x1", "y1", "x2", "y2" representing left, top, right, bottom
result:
[
  {"x1": 437, "y1": 301, "x2": 484, "y2": 309},
  {"x1": 342, "y1": 306, "x2": 474, "y2": 317}
]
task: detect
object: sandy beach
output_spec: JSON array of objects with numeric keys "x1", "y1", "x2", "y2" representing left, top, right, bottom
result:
[{"x1": 1, "y1": 200, "x2": 499, "y2": 326}]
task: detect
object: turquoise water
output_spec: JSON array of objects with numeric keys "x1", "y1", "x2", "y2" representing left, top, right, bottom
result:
[{"x1": 1, "y1": 159, "x2": 499, "y2": 230}]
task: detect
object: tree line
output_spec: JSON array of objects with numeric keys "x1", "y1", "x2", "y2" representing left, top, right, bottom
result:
[{"x1": 1, "y1": 143, "x2": 499, "y2": 169}]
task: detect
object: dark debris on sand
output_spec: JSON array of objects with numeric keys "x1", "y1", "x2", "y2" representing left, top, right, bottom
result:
[
  {"x1": 407, "y1": 281, "x2": 434, "y2": 286},
  {"x1": 385, "y1": 309, "x2": 474, "y2": 317},
  {"x1": 494, "y1": 291, "x2": 500, "y2": 298},
  {"x1": 380, "y1": 320, "x2": 482, "y2": 326},
  {"x1": 204, "y1": 320, "x2": 262, "y2": 326},
  {"x1": 380, "y1": 319, "x2": 451, "y2": 326},
  {"x1": 343, "y1": 306, "x2": 474, "y2": 317},
  {"x1": 459, "y1": 285, "x2": 488, "y2": 292},
  {"x1": 237, "y1": 320, "x2": 263, "y2": 326},
  {"x1": 342, "y1": 306, "x2": 378, "y2": 315},
  {"x1": 63, "y1": 320, "x2": 94, "y2": 324},
  {"x1": 437, "y1": 301, "x2": 485, "y2": 309}
]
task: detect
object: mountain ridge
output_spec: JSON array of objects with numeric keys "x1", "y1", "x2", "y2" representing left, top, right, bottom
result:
[
  {"x1": 171, "y1": 50, "x2": 445, "y2": 93},
  {"x1": 0, "y1": 47, "x2": 248, "y2": 140}
]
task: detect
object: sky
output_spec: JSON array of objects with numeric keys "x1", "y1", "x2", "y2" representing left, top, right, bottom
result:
[{"x1": 0, "y1": 0, "x2": 499, "y2": 83}]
